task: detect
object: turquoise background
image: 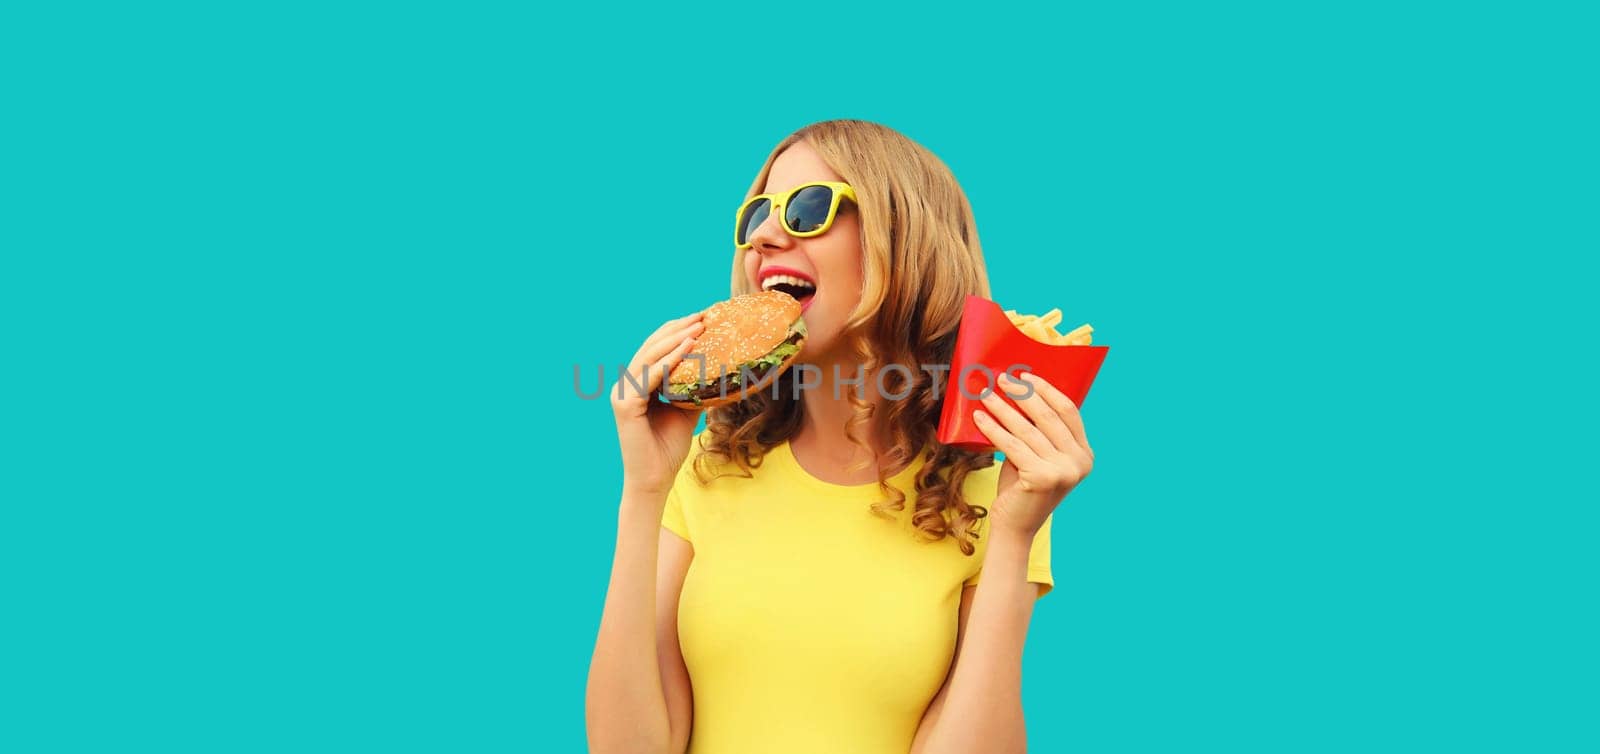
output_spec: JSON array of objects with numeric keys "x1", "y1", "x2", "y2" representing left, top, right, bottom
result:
[{"x1": 3, "y1": 2, "x2": 1594, "y2": 752}]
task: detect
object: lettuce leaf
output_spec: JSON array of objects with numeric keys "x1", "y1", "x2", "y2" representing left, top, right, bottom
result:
[{"x1": 664, "y1": 322, "x2": 804, "y2": 398}]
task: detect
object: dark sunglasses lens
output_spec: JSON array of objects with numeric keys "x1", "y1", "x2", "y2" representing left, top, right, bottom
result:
[
  {"x1": 785, "y1": 185, "x2": 835, "y2": 233},
  {"x1": 737, "y1": 198, "x2": 771, "y2": 245}
]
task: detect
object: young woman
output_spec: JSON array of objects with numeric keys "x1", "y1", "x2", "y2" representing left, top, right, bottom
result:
[{"x1": 586, "y1": 120, "x2": 1096, "y2": 754}]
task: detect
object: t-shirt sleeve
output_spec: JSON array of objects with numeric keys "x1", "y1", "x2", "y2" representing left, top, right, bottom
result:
[
  {"x1": 964, "y1": 512, "x2": 1054, "y2": 598},
  {"x1": 658, "y1": 432, "x2": 705, "y2": 543},
  {"x1": 660, "y1": 482, "x2": 691, "y2": 543}
]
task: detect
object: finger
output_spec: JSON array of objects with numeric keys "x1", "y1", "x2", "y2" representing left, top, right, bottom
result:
[
  {"x1": 618, "y1": 324, "x2": 700, "y2": 404},
  {"x1": 971, "y1": 408, "x2": 1045, "y2": 470},
  {"x1": 648, "y1": 310, "x2": 706, "y2": 340},
  {"x1": 646, "y1": 333, "x2": 701, "y2": 393},
  {"x1": 998, "y1": 373, "x2": 1076, "y2": 454},
  {"x1": 1017, "y1": 372, "x2": 1092, "y2": 458},
  {"x1": 977, "y1": 387, "x2": 1055, "y2": 462},
  {"x1": 618, "y1": 333, "x2": 698, "y2": 405},
  {"x1": 631, "y1": 312, "x2": 706, "y2": 362},
  {"x1": 631, "y1": 320, "x2": 705, "y2": 371},
  {"x1": 641, "y1": 313, "x2": 705, "y2": 354}
]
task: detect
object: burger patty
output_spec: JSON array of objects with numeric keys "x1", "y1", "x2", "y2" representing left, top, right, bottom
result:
[{"x1": 662, "y1": 331, "x2": 803, "y2": 403}]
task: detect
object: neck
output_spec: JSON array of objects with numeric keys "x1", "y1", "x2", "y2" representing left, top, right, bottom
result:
[{"x1": 791, "y1": 352, "x2": 892, "y2": 478}]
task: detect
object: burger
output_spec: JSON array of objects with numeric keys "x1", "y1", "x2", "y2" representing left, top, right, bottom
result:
[{"x1": 660, "y1": 290, "x2": 808, "y2": 408}]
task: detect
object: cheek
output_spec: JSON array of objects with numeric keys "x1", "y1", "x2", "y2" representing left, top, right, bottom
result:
[
  {"x1": 741, "y1": 250, "x2": 759, "y2": 288},
  {"x1": 818, "y1": 242, "x2": 863, "y2": 299}
]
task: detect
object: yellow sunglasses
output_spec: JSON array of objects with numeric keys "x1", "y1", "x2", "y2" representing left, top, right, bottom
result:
[{"x1": 734, "y1": 181, "x2": 858, "y2": 250}]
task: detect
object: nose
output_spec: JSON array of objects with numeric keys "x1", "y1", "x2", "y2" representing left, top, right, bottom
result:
[{"x1": 745, "y1": 205, "x2": 794, "y2": 255}]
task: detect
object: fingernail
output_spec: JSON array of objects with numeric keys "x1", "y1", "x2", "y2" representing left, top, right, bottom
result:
[{"x1": 973, "y1": 409, "x2": 989, "y2": 422}]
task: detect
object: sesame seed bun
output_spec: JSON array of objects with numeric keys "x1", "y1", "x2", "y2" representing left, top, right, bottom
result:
[{"x1": 661, "y1": 290, "x2": 806, "y2": 408}]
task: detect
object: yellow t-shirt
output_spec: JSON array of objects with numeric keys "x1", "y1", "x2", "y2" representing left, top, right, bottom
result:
[{"x1": 660, "y1": 430, "x2": 1052, "y2": 754}]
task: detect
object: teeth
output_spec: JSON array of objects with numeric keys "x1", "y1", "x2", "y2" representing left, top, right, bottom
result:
[{"x1": 762, "y1": 274, "x2": 817, "y2": 293}]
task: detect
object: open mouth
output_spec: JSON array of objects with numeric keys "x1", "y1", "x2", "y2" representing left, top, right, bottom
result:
[{"x1": 760, "y1": 269, "x2": 818, "y2": 311}]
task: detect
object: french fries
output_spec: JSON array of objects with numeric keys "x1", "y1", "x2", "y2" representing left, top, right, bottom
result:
[{"x1": 1004, "y1": 307, "x2": 1094, "y2": 346}]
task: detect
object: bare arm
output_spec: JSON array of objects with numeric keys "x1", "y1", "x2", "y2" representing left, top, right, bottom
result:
[
  {"x1": 584, "y1": 494, "x2": 696, "y2": 754},
  {"x1": 912, "y1": 370, "x2": 1097, "y2": 752},
  {"x1": 908, "y1": 583, "x2": 977, "y2": 754},
  {"x1": 655, "y1": 528, "x2": 695, "y2": 753},
  {"x1": 911, "y1": 529, "x2": 1041, "y2": 754},
  {"x1": 587, "y1": 310, "x2": 704, "y2": 753}
]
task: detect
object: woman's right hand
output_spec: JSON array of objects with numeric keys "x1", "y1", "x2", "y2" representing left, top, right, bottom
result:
[{"x1": 612, "y1": 310, "x2": 707, "y2": 501}]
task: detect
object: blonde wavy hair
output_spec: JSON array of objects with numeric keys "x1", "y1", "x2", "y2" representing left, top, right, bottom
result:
[{"x1": 692, "y1": 119, "x2": 997, "y2": 555}]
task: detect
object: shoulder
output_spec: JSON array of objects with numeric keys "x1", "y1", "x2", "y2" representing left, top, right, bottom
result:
[
  {"x1": 677, "y1": 429, "x2": 713, "y2": 484},
  {"x1": 957, "y1": 459, "x2": 1002, "y2": 504},
  {"x1": 674, "y1": 428, "x2": 743, "y2": 491}
]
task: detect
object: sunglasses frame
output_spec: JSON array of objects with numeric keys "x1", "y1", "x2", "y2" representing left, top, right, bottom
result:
[{"x1": 734, "y1": 181, "x2": 858, "y2": 250}]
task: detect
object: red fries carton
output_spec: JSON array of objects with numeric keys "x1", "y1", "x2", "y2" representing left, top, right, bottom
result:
[{"x1": 936, "y1": 295, "x2": 1109, "y2": 453}]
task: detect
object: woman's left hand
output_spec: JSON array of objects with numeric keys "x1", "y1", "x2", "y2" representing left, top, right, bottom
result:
[{"x1": 972, "y1": 371, "x2": 1095, "y2": 539}]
